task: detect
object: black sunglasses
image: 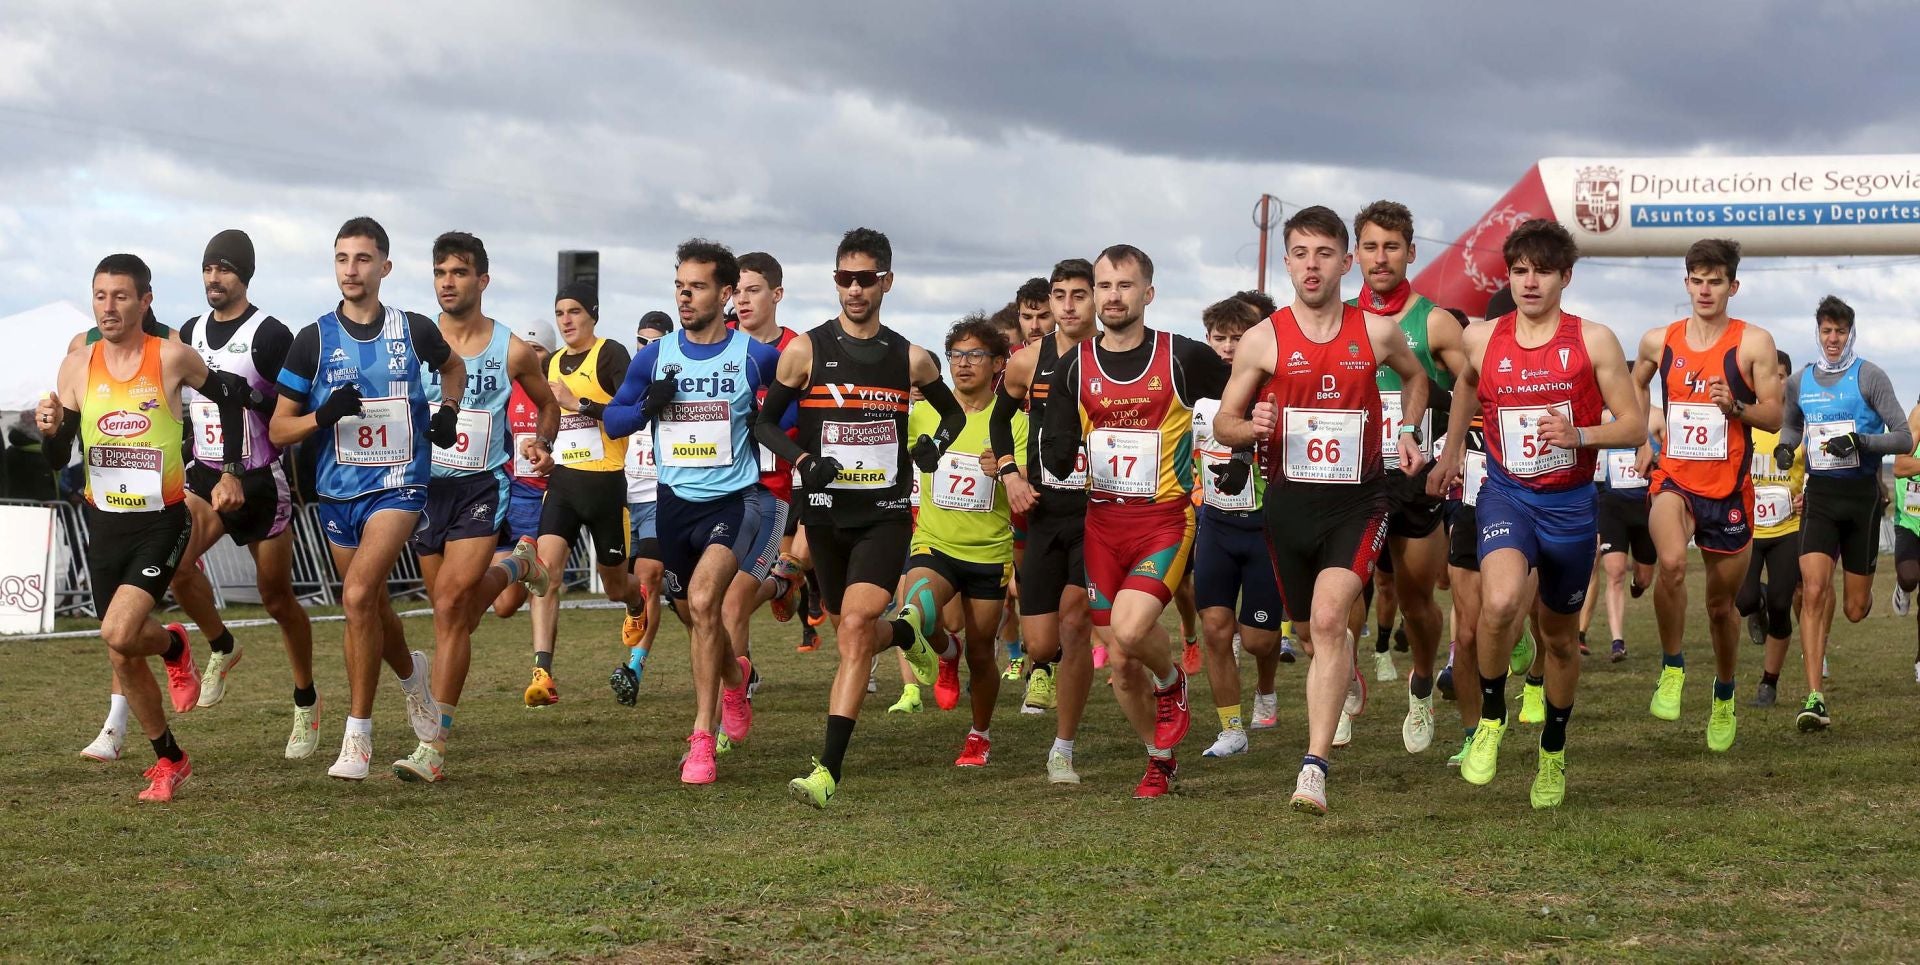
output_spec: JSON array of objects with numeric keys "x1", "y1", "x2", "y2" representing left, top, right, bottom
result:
[{"x1": 833, "y1": 269, "x2": 890, "y2": 289}]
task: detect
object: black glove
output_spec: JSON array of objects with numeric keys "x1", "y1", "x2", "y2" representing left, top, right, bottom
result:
[
  {"x1": 909, "y1": 433, "x2": 942, "y2": 474},
  {"x1": 1774, "y1": 444, "x2": 1795, "y2": 472},
  {"x1": 428, "y1": 400, "x2": 460, "y2": 449},
  {"x1": 1209, "y1": 454, "x2": 1251, "y2": 496},
  {"x1": 313, "y1": 383, "x2": 363, "y2": 428},
  {"x1": 1823, "y1": 432, "x2": 1861, "y2": 461},
  {"x1": 799, "y1": 454, "x2": 844, "y2": 491},
  {"x1": 644, "y1": 365, "x2": 680, "y2": 419},
  {"x1": 199, "y1": 369, "x2": 265, "y2": 409}
]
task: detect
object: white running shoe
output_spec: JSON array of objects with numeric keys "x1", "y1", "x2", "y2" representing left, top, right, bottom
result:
[
  {"x1": 1403, "y1": 691, "x2": 1435, "y2": 754},
  {"x1": 1344, "y1": 671, "x2": 1366, "y2": 717},
  {"x1": 328, "y1": 730, "x2": 373, "y2": 780},
  {"x1": 80, "y1": 726, "x2": 124, "y2": 762},
  {"x1": 197, "y1": 643, "x2": 244, "y2": 707},
  {"x1": 1203, "y1": 728, "x2": 1249, "y2": 758},
  {"x1": 1373, "y1": 650, "x2": 1397, "y2": 683},
  {"x1": 286, "y1": 702, "x2": 322, "y2": 760},
  {"x1": 867, "y1": 654, "x2": 879, "y2": 694},
  {"x1": 1250, "y1": 691, "x2": 1279, "y2": 730},
  {"x1": 1333, "y1": 710, "x2": 1353, "y2": 748},
  {"x1": 1913, "y1": 660, "x2": 1919, "y2": 684},
  {"x1": 1289, "y1": 764, "x2": 1328, "y2": 815},
  {"x1": 1047, "y1": 748, "x2": 1080, "y2": 785},
  {"x1": 402, "y1": 650, "x2": 440, "y2": 742},
  {"x1": 1897, "y1": 584, "x2": 1913, "y2": 617},
  {"x1": 393, "y1": 741, "x2": 445, "y2": 783}
]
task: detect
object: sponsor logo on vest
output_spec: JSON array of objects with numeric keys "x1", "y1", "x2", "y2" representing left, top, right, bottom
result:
[{"x1": 96, "y1": 410, "x2": 150, "y2": 437}]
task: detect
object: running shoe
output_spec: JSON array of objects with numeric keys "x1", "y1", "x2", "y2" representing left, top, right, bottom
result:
[
  {"x1": 768, "y1": 556, "x2": 804, "y2": 623},
  {"x1": 955, "y1": 732, "x2": 991, "y2": 767},
  {"x1": 1151, "y1": 669, "x2": 1191, "y2": 749},
  {"x1": 1913, "y1": 660, "x2": 1920, "y2": 684},
  {"x1": 286, "y1": 700, "x2": 321, "y2": 760},
  {"x1": 1446, "y1": 740, "x2": 1470, "y2": 768},
  {"x1": 716, "y1": 732, "x2": 735, "y2": 757},
  {"x1": 1278, "y1": 638, "x2": 1296, "y2": 664},
  {"x1": 1403, "y1": 691, "x2": 1435, "y2": 754},
  {"x1": 609, "y1": 664, "x2": 640, "y2": 707},
  {"x1": 393, "y1": 742, "x2": 445, "y2": 783},
  {"x1": 894, "y1": 604, "x2": 939, "y2": 687},
  {"x1": 888, "y1": 684, "x2": 924, "y2": 714},
  {"x1": 1750, "y1": 681, "x2": 1777, "y2": 708},
  {"x1": 1002, "y1": 655, "x2": 1025, "y2": 682},
  {"x1": 1578, "y1": 634, "x2": 1590, "y2": 657},
  {"x1": 81, "y1": 726, "x2": 124, "y2": 762},
  {"x1": 1460, "y1": 717, "x2": 1505, "y2": 785},
  {"x1": 720, "y1": 657, "x2": 753, "y2": 743},
  {"x1": 1530, "y1": 748, "x2": 1567, "y2": 810},
  {"x1": 1289, "y1": 764, "x2": 1327, "y2": 815},
  {"x1": 1181, "y1": 638, "x2": 1203, "y2": 675},
  {"x1": 511, "y1": 535, "x2": 551, "y2": 596},
  {"x1": 1250, "y1": 691, "x2": 1279, "y2": 730},
  {"x1": 1047, "y1": 749, "x2": 1080, "y2": 785},
  {"x1": 804, "y1": 586, "x2": 826, "y2": 627},
  {"x1": 524, "y1": 666, "x2": 560, "y2": 707},
  {"x1": 1630, "y1": 579, "x2": 1648, "y2": 599},
  {"x1": 328, "y1": 730, "x2": 373, "y2": 781},
  {"x1": 1203, "y1": 728, "x2": 1248, "y2": 758},
  {"x1": 1508, "y1": 631, "x2": 1535, "y2": 677},
  {"x1": 1437, "y1": 663, "x2": 1456, "y2": 701},
  {"x1": 1707, "y1": 695, "x2": 1737, "y2": 752},
  {"x1": 797, "y1": 624, "x2": 821, "y2": 653},
  {"x1": 1610, "y1": 639, "x2": 1627, "y2": 663},
  {"x1": 1649, "y1": 666, "x2": 1684, "y2": 721},
  {"x1": 1132, "y1": 756, "x2": 1176, "y2": 799},
  {"x1": 402, "y1": 650, "x2": 440, "y2": 742},
  {"x1": 196, "y1": 642, "x2": 243, "y2": 708},
  {"x1": 1518, "y1": 681, "x2": 1546, "y2": 725},
  {"x1": 1373, "y1": 649, "x2": 1397, "y2": 683},
  {"x1": 161, "y1": 623, "x2": 200, "y2": 713},
  {"x1": 747, "y1": 662, "x2": 762, "y2": 700},
  {"x1": 137, "y1": 756, "x2": 190, "y2": 803},
  {"x1": 1022, "y1": 664, "x2": 1056, "y2": 714},
  {"x1": 681, "y1": 731, "x2": 718, "y2": 785},
  {"x1": 1333, "y1": 710, "x2": 1353, "y2": 748},
  {"x1": 1345, "y1": 656, "x2": 1368, "y2": 717},
  {"x1": 1822, "y1": 655, "x2": 1829, "y2": 679},
  {"x1": 788, "y1": 758, "x2": 836, "y2": 808},
  {"x1": 1897, "y1": 583, "x2": 1913, "y2": 618},
  {"x1": 1092, "y1": 643, "x2": 1109, "y2": 669},
  {"x1": 934, "y1": 653, "x2": 961, "y2": 711},
  {"x1": 1796, "y1": 692, "x2": 1831, "y2": 732},
  {"x1": 621, "y1": 604, "x2": 648, "y2": 651}
]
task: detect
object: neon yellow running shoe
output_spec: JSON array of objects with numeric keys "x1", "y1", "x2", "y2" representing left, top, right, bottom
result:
[
  {"x1": 1002, "y1": 655, "x2": 1025, "y2": 681},
  {"x1": 1461, "y1": 716, "x2": 1505, "y2": 786},
  {"x1": 1518, "y1": 681, "x2": 1546, "y2": 725},
  {"x1": 1447, "y1": 740, "x2": 1471, "y2": 768},
  {"x1": 888, "y1": 684, "x2": 925, "y2": 714},
  {"x1": 1508, "y1": 631, "x2": 1535, "y2": 677},
  {"x1": 1022, "y1": 665, "x2": 1056, "y2": 714},
  {"x1": 716, "y1": 732, "x2": 735, "y2": 757},
  {"x1": 1650, "y1": 666, "x2": 1685, "y2": 721},
  {"x1": 788, "y1": 758, "x2": 837, "y2": 809},
  {"x1": 894, "y1": 604, "x2": 938, "y2": 687},
  {"x1": 1530, "y1": 748, "x2": 1567, "y2": 809},
  {"x1": 1707, "y1": 695, "x2": 1738, "y2": 752}
]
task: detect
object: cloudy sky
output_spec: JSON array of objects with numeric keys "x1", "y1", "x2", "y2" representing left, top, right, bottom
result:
[{"x1": 4, "y1": 1, "x2": 1920, "y2": 389}]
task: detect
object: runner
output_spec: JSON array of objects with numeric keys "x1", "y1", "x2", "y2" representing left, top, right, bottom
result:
[
  {"x1": 1631, "y1": 239, "x2": 1784, "y2": 751},
  {"x1": 525, "y1": 284, "x2": 647, "y2": 707},
  {"x1": 396, "y1": 232, "x2": 558, "y2": 782},
  {"x1": 1039, "y1": 243, "x2": 1234, "y2": 799},
  {"x1": 1230, "y1": 288, "x2": 1298, "y2": 670},
  {"x1": 598, "y1": 239, "x2": 780, "y2": 783},
  {"x1": 270, "y1": 217, "x2": 454, "y2": 780},
  {"x1": 42, "y1": 253, "x2": 261, "y2": 800},
  {"x1": 1776, "y1": 295, "x2": 1912, "y2": 730},
  {"x1": 1428, "y1": 218, "x2": 1643, "y2": 808},
  {"x1": 605, "y1": 309, "x2": 672, "y2": 699},
  {"x1": 1740, "y1": 351, "x2": 1804, "y2": 707},
  {"x1": 1436, "y1": 413, "x2": 1489, "y2": 765},
  {"x1": 1188, "y1": 295, "x2": 1284, "y2": 760},
  {"x1": 1596, "y1": 416, "x2": 1655, "y2": 663},
  {"x1": 1212, "y1": 206, "x2": 1429, "y2": 813},
  {"x1": 491, "y1": 320, "x2": 559, "y2": 619},
  {"x1": 754, "y1": 227, "x2": 964, "y2": 808},
  {"x1": 989, "y1": 258, "x2": 1099, "y2": 783},
  {"x1": 1889, "y1": 392, "x2": 1920, "y2": 684}
]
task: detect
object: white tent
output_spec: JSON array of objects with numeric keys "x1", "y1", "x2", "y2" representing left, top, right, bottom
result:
[{"x1": 0, "y1": 301, "x2": 96, "y2": 410}]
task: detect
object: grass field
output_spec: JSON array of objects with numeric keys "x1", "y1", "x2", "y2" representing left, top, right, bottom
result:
[{"x1": 10, "y1": 562, "x2": 1920, "y2": 962}]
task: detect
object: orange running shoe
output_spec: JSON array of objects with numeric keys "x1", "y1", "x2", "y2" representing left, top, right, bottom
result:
[
  {"x1": 768, "y1": 556, "x2": 804, "y2": 623},
  {"x1": 934, "y1": 655, "x2": 961, "y2": 711},
  {"x1": 161, "y1": 624, "x2": 200, "y2": 713},
  {"x1": 954, "y1": 732, "x2": 991, "y2": 767},
  {"x1": 621, "y1": 590, "x2": 649, "y2": 649},
  {"x1": 1180, "y1": 638, "x2": 1202, "y2": 675},
  {"x1": 138, "y1": 755, "x2": 191, "y2": 803},
  {"x1": 524, "y1": 666, "x2": 560, "y2": 707}
]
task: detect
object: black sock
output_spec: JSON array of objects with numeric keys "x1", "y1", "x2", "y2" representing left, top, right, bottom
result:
[
  {"x1": 821, "y1": 714, "x2": 856, "y2": 782},
  {"x1": 151, "y1": 729, "x2": 184, "y2": 763},
  {"x1": 1480, "y1": 674, "x2": 1508, "y2": 724},
  {"x1": 889, "y1": 619, "x2": 914, "y2": 652},
  {"x1": 1541, "y1": 700, "x2": 1573, "y2": 753},
  {"x1": 1410, "y1": 673, "x2": 1433, "y2": 699},
  {"x1": 1525, "y1": 673, "x2": 1544, "y2": 687},
  {"x1": 209, "y1": 630, "x2": 235, "y2": 654},
  {"x1": 1375, "y1": 626, "x2": 1391, "y2": 653},
  {"x1": 1031, "y1": 659, "x2": 1053, "y2": 674},
  {"x1": 1761, "y1": 671, "x2": 1779, "y2": 687},
  {"x1": 293, "y1": 684, "x2": 318, "y2": 708},
  {"x1": 534, "y1": 651, "x2": 553, "y2": 672},
  {"x1": 1576, "y1": 631, "x2": 1587, "y2": 646},
  {"x1": 161, "y1": 628, "x2": 185, "y2": 663}
]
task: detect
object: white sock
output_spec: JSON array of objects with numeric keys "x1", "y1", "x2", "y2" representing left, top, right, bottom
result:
[
  {"x1": 969, "y1": 727, "x2": 990, "y2": 740},
  {"x1": 1146, "y1": 743, "x2": 1173, "y2": 760},
  {"x1": 1150, "y1": 666, "x2": 1178, "y2": 689},
  {"x1": 106, "y1": 694, "x2": 129, "y2": 733},
  {"x1": 1051, "y1": 738, "x2": 1074, "y2": 758},
  {"x1": 346, "y1": 716, "x2": 373, "y2": 738}
]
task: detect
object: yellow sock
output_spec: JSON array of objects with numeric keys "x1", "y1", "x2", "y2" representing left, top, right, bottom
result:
[{"x1": 1218, "y1": 704, "x2": 1243, "y2": 731}]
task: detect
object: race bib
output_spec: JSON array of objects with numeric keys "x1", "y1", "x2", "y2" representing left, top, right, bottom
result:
[
  {"x1": 512, "y1": 432, "x2": 539, "y2": 477},
  {"x1": 87, "y1": 445, "x2": 164, "y2": 513},
  {"x1": 931, "y1": 452, "x2": 994, "y2": 512},
  {"x1": 1282, "y1": 408, "x2": 1364, "y2": 484},
  {"x1": 189, "y1": 399, "x2": 251, "y2": 464},
  {"x1": 431, "y1": 407, "x2": 494, "y2": 472},
  {"x1": 1606, "y1": 449, "x2": 1647, "y2": 489},
  {"x1": 1198, "y1": 449, "x2": 1255, "y2": 511},
  {"x1": 334, "y1": 396, "x2": 413, "y2": 466},
  {"x1": 658, "y1": 400, "x2": 732, "y2": 468},
  {"x1": 758, "y1": 444, "x2": 777, "y2": 474},
  {"x1": 1496, "y1": 403, "x2": 1575, "y2": 478},
  {"x1": 821, "y1": 420, "x2": 899, "y2": 489},
  {"x1": 625, "y1": 435, "x2": 657, "y2": 481},
  {"x1": 554, "y1": 411, "x2": 605, "y2": 465},
  {"x1": 1462, "y1": 450, "x2": 1488, "y2": 507},
  {"x1": 1037, "y1": 427, "x2": 1088, "y2": 489},
  {"x1": 1378, "y1": 391, "x2": 1431, "y2": 468},
  {"x1": 1807, "y1": 419, "x2": 1859, "y2": 471},
  {"x1": 1667, "y1": 402, "x2": 1729, "y2": 460},
  {"x1": 1088, "y1": 427, "x2": 1160, "y2": 496},
  {"x1": 1754, "y1": 484, "x2": 1794, "y2": 527}
]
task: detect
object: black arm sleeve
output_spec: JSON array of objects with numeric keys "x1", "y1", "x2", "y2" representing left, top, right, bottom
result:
[
  {"x1": 44, "y1": 409, "x2": 80, "y2": 472},
  {"x1": 250, "y1": 317, "x2": 296, "y2": 415},
  {"x1": 989, "y1": 383, "x2": 1022, "y2": 468},
  {"x1": 196, "y1": 370, "x2": 260, "y2": 464},
  {"x1": 915, "y1": 378, "x2": 967, "y2": 454},
  {"x1": 755, "y1": 379, "x2": 808, "y2": 465},
  {"x1": 1174, "y1": 335, "x2": 1231, "y2": 403},
  {"x1": 1040, "y1": 353, "x2": 1081, "y2": 479},
  {"x1": 408, "y1": 313, "x2": 452, "y2": 369},
  {"x1": 597, "y1": 340, "x2": 634, "y2": 396},
  {"x1": 277, "y1": 326, "x2": 321, "y2": 405}
]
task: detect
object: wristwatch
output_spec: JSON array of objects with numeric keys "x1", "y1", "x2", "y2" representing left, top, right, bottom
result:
[
  {"x1": 1398, "y1": 424, "x2": 1423, "y2": 446},
  {"x1": 222, "y1": 461, "x2": 243, "y2": 476},
  {"x1": 994, "y1": 462, "x2": 1022, "y2": 479}
]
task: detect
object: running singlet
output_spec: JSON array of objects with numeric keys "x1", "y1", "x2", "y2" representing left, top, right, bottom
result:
[
  {"x1": 1359, "y1": 294, "x2": 1452, "y2": 470},
  {"x1": 506, "y1": 383, "x2": 548, "y2": 492},
  {"x1": 1028, "y1": 332, "x2": 1088, "y2": 506},
  {"x1": 652, "y1": 329, "x2": 767, "y2": 501},
  {"x1": 1656, "y1": 318, "x2": 1755, "y2": 498},
  {"x1": 797, "y1": 318, "x2": 913, "y2": 527},
  {"x1": 425, "y1": 321, "x2": 511, "y2": 478},
  {"x1": 308, "y1": 307, "x2": 432, "y2": 500},
  {"x1": 183, "y1": 311, "x2": 278, "y2": 471},
  {"x1": 1895, "y1": 445, "x2": 1920, "y2": 538},
  {"x1": 1442, "y1": 415, "x2": 1490, "y2": 507},
  {"x1": 1796, "y1": 359, "x2": 1884, "y2": 479},
  {"x1": 81, "y1": 335, "x2": 186, "y2": 513},
  {"x1": 909, "y1": 399, "x2": 1026, "y2": 563},
  {"x1": 1477, "y1": 311, "x2": 1603, "y2": 493},
  {"x1": 1191, "y1": 397, "x2": 1263, "y2": 517},
  {"x1": 748, "y1": 325, "x2": 800, "y2": 503},
  {"x1": 1076, "y1": 330, "x2": 1193, "y2": 507},
  {"x1": 1749, "y1": 428, "x2": 1803, "y2": 538},
  {"x1": 1261, "y1": 304, "x2": 1384, "y2": 489},
  {"x1": 549, "y1": 339, "x2": 626, "y2": 472}
]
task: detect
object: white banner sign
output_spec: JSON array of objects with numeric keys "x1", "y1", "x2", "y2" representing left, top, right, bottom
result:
[{"x1": 0, "y1": 505, "x2": 57, "y2": 634}]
